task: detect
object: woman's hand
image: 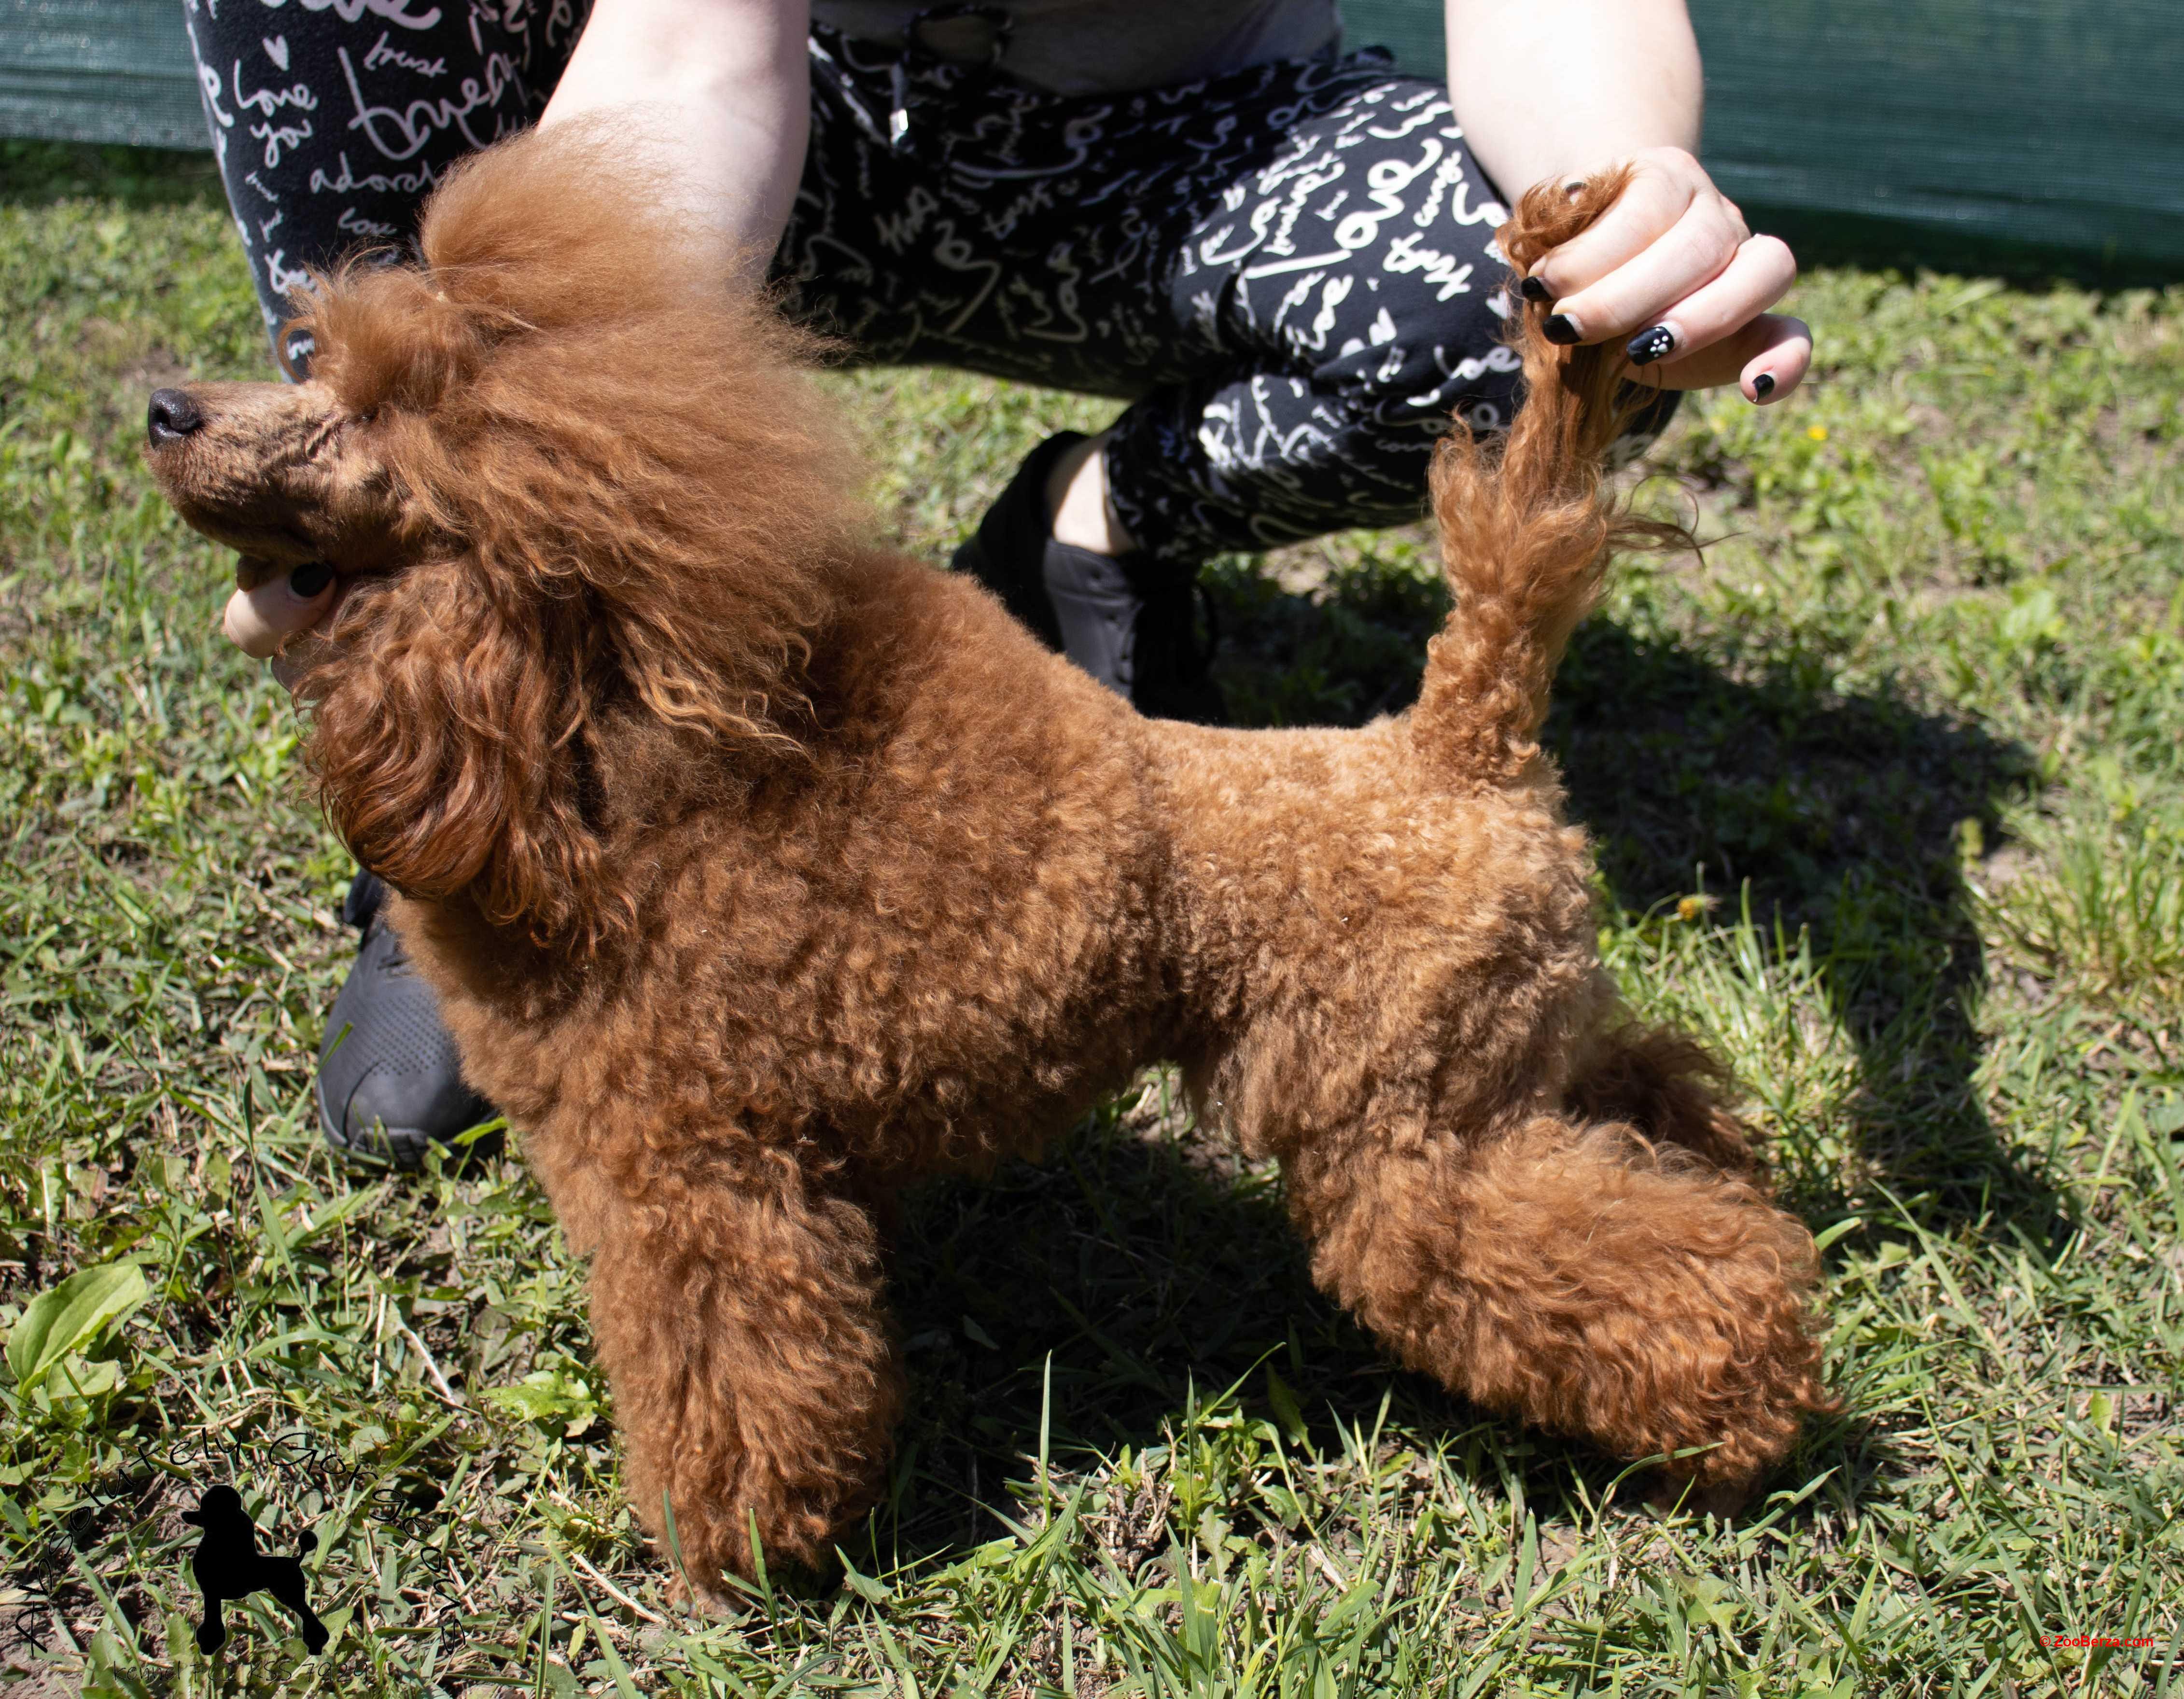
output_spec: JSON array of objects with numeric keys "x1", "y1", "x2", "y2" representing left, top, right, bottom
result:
[
  {"x1": 1524, "y1": 145, "x2": 1810, "y2": 404},
  {"x1": 1445, "y1": 0, "x2": 1809, "y2": 404},
  {"x1": 223, "y1": 559, "x2": 336, "y2": 686}
]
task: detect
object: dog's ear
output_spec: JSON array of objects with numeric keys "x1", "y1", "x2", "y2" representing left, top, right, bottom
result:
[{"x1": 298, "y1": 557, "x2": 606, "y2": 943}]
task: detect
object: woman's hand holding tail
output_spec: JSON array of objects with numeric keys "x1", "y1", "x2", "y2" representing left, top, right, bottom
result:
[
  {"x1": 1445, "y1": 0, "x2": 1811, "y2": 404},
  {"x1": 1523, "y1": 146, "x2": 1810, "y2": 404}
]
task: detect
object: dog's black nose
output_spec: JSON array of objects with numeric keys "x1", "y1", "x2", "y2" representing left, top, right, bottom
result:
[{"x1": 147, "y1": 388, "x2": 205, "y2": 446}]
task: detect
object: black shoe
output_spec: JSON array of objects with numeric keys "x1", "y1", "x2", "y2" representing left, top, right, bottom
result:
[
  {"x1": 952, "y1": 433, "x2": 1226, "y2": 724},
  {"x1": 316, "y1": 871, "x2": 496, "y2": 1168}
]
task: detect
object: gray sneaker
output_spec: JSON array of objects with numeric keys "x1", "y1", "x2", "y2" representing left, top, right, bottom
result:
[{"x1": 316, "y1": 871, "x2": 496, "y2": 1167}]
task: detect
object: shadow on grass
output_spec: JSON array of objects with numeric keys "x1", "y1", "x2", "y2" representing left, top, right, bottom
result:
[
  {"x1": 1549, "y1": 619, "x2": 2050, "y2": 1227},
  {"x1": 0, "y1": 139, "x2": 224, "y2": 211},
  {"x1": 868, "y1": 1104, "x2": 1554, "y2": 1575}
]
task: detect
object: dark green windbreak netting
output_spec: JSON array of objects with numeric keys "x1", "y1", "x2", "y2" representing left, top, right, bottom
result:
[
  {"x1": 1, "y1": 0, "x2": 200, "y2": 149},
  {"x1": 1342, "y1": 0, "x2": 2184, "y2": 274},
  {"x1": 4, "y1": 0, "x2": 2180, "y2": 271}
]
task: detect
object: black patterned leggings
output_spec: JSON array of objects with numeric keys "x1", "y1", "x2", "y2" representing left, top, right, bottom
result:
[{"x1": 182, "y1": 1, "x2": 1652, "y2": 562}]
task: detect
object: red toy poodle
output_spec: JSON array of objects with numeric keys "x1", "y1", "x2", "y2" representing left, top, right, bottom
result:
[{"x1": 147, "y1": 124, "x2": 1832, "y2": 1593}]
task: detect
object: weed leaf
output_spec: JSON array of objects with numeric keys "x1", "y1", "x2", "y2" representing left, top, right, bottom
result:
[{"x1": 7, "y1": 1261, "x2": 147, "y2": 1393}]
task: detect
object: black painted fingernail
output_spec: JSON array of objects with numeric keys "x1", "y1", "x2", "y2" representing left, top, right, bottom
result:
[
  {"x1": 289, "y1": 561, "x2": 334, "y2": 598},
  {"x1": 1750, "y1": 372, "x2": 1777, "y2": 401},
  {"x1": 1626, "y1": 325, "x2": 1676, "y2": 366},
  {"x1": 1543, "y1": 313, "x2": 1582, "y2": 346},
  {"x1": 1519, "y1": 275, "x2": 1552, "y2": 303}
]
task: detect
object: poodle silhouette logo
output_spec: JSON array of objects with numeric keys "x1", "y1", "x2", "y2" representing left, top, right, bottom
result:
[{"x1": 180, "y1": 1484, "x2": 330, "y2": 1656}]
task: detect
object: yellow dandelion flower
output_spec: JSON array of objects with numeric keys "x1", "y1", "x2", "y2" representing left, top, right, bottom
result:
[
  {"x1": 1675, "y1": 894, "x2": 1706, "y2": 923},
  {"x1": 1806, "y1": 424, "x2": 1829, "y2": 442}
]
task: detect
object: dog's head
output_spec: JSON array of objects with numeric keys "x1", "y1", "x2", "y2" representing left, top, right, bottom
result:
[
  {"x1": 147, "y1": 123, "x2": 852, "y2": 946},
  {"x1": 181, "y1": 1483, "x2": 248, "y2": 1531}
]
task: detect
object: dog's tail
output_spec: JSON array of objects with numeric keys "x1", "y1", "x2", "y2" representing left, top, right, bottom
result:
[{"x1": 1412, "y1": 169, "x2": 1688, "y2": 786}]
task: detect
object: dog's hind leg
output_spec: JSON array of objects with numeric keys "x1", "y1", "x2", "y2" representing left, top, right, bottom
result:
[
  {"x1": 1285, "y1": 1114, "x2": 1830, "y2": 1500},
  {"x1": 1566, "y1": 1022, "x2": 1765, "y2": 1181},
  {"x1": 567, "y1": 1158, "x2": 905, "y2": 1595},
  {"x1": 259, "y1": 1555, "x2": 327, "y2": 1651},
  {"x1": 264, "y1": 1563, "x2": 329, "y2": 1654}
]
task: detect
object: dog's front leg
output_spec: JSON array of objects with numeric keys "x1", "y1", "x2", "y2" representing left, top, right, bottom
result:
[
  {"x1": 192, "y1": 1587, "x2": 227, "y2": 1656},
  {"x1": 559, "y1": 1152, "x2": 905, "y2": 1596}
]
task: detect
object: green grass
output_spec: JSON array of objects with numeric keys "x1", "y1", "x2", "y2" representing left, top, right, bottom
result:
[{"x1": 3, "y1": 137, "x2": 2182, "y2": 1696}]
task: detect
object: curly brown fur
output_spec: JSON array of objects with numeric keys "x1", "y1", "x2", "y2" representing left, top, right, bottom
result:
[{"x1": 147, "y1": 125, "x2": 1832, "y2": 1593}]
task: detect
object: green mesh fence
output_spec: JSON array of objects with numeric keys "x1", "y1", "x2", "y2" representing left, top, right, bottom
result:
[
  {"x1": 3, "y1": 0, "x2": 2179, "y2": 272},
  {"x1": 1342, "y1": 0, "x2": 2184, "y2": 275},
  {"x1": 0, "y1": 0, "x2": 201, "y2": 149}
]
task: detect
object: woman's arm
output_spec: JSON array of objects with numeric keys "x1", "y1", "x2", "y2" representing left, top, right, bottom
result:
[
  {"x1": 540, "y1": 0, "x2": 812, "y2": 281},
  {"x1": 1445, "y1": 0, "x2": 1809, "y2": 402},
  {"x1": 1446, "y1": 0, "x2": 1699, "y2": 190}
]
